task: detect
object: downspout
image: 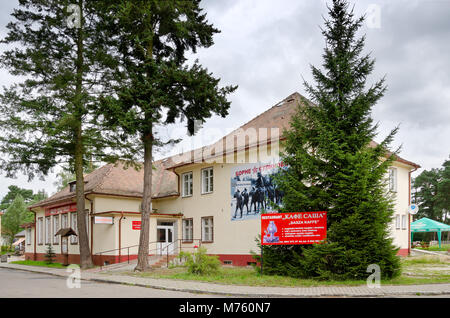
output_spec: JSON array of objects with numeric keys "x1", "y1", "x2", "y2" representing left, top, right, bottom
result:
[
  {"x1": 119, "y1": 212, "x2": 124, "y2": 263},
  {"x1": 408, "y1": 166, "x2": 419, "y2": 255},
  {"x1": 84, "y1": 195, "x2": 93, "y2": 257}
]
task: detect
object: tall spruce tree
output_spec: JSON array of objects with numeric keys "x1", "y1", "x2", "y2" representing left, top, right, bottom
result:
[
  {"x1": 95, "y1": 1, "x2": 237, "y2": 271},
  {"x1": 0, "y1": 1, "x2": 127, "y2": 268},
  {"x1": 266, "y1": 0, "x2": 402, "y2": 280}
]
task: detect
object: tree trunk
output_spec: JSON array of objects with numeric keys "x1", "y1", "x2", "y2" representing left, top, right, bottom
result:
[
  {"x1": 135, "y1": 129, "x2": 153, "y2": 272},
  {"x1": 74, "y1": 0, "x2": 93, "y2": 269}
]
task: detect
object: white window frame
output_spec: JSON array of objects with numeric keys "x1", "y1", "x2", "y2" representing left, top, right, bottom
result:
[
  {"x1": 401, "y1": 214, "x2": 408, "y2": 230},
  {"x1": 71, "y1": 212, "x2": 78, "y2": 244},
  {"x1": 201, "y1": 167, "x2": 214, "y2": 194},
  {"x1": 388, "y1": 167, "x2": 397, "y2": 192},
  {"x1": 45, "y1": 216, "x2": 51, "y2": 245},
  {"x1": 182, "y1": 171, "x2": 193, "y2": 197},
  {"x1": 26, "y1": 228, "x2": 31, "y2": 245},
  {"x1": 201, "y1": 217, "x2": 213, "y2": 242},
  {"x1": 37, "y1": 218, "x2": 43, "y2": 245},
  {"x1": 53, "y1": 215, "x2": 60, "y2": 244},
  {"x1": 62, "y1": 213, "x2": 68, "y2": 229},
  {"x1": 395, "y1": 214, "x2": 401, "y2": 230},
  {"x1": 182, "y1": 218, "x2": 193, "y2": 242}
]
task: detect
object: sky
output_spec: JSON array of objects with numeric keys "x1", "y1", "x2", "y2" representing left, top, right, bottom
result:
[{"x1": 0, "y1": 0, "x2": 449, "y2": 200}]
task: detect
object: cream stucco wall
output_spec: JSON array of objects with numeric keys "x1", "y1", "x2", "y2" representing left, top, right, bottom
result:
[
  {"x1": 25, "y1": 141, "x2": 415, "y2": 261},
  {"x1": 389, "y1": 161, "x2": 413, "y2": 250},
  {"x1": 154, "y1": 143, "x2": 414, "y2": 257}
]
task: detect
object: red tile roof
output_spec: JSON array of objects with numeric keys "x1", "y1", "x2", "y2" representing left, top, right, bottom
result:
[{"x1": 30, "y1": 92, "x2": 419, "y2": 209}]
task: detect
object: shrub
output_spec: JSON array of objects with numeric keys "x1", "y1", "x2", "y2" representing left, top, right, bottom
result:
[
  {"x1": 44, "y1": 244, "x2": 56, "y2": 264},
  {"x1": 178, "y1": 247, "x2": 221, "y2": 275}
]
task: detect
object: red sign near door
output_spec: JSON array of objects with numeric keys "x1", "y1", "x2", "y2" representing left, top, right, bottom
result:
[
  {"x1": 132, "y1": 221, "x2": 141, "y2": 230},
  {"x1": 261, "y1": 211, "x2": 327, "y2": 245}
]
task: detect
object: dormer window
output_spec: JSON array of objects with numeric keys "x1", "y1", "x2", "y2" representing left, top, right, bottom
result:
[{"x1": 69, "y1": 181, "x2": 76, "y2": 192}]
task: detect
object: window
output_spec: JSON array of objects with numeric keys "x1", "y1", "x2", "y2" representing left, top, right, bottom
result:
[
  {"x1": 26, "y1": 228, "x2": 31, "y2": 245},
  {"x1": 182, "y1": 219, "x2": 193, "y2": 242},
  {"x1": 71, "y1": 212, "x2": 78, "y2": 244},
  {"x1": 201, "y1": 167, "x2": 214, "y2": 194},
  {"x1": 69, "y1": 181, "x2": 76, "y2": 192},
  {"x1": 37, "y1": 218, "x2": 43, "y2": 245},
  {"x1": 201, "y1": 217, "x2": 213, "y2": 242},
  {"x1": 395, "y1": 214, "x2": 401, "y2": 230},
  {"x1": 182, "y1": 172, "x2": 193, "y2": 197},
  {"x1": 45, "y1": 217, "x2": 51, "y2": 245},
  {"x1": 53, "y1": 215, "x2": 60, "y2": 244},
  {"x1": 402, "y1": 214, "x2": 408, "y2": 230},
  {"x1": 388, "y1": 167, "x2": 397, "y2": 192}
]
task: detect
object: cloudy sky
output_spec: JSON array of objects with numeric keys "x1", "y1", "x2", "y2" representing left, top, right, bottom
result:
[{"x1": 0, "y1": 0, "x2": 449, "y2": 200}]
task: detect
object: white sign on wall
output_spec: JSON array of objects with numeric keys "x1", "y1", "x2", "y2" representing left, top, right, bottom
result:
[{"x1": 94, "y1": 216, "x2": 114, "y2": 225}]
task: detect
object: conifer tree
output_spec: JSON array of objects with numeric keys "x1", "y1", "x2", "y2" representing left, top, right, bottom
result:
[
  {"x1": 94, "y1": 0, "x2": 237, "y2": 271},
  {"x1": 268, "y1": 0, "x2": 401, "y2": 280},
  {"x1": 0, "y1": 1, "x2": 127, "y2": 268},
  {"x1": 44, "y1": 244, "x2": 57, "y2": 265}
]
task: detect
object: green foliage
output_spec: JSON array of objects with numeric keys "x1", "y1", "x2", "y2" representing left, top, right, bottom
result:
[
  {"x1": 413, "y1": 156, "x2": 450, "y2": 224},
  {"x1": 264, "y1": 0, "x2": 402, "y2": 280},
  {"x1": 92, "y1": 0, "x2": 236, "y2": 270},
  {"x1": 0, "y1": 1, "x2": 130, "y2": 179},
  {"x1": 0, "y1": 186, "x2": 47, "y2": 211},
  {"x1": 1, "y1": 246, "x2": 14, "y2": 254},
  {"x1": 44, "y1": 244, "x2": 57, "y2": 265},
  {"x1": 178, "y1": 247, "x2": 221, "y2": 275},
  {"x1": 53, "y1": 163, "x2": 99, "y2": 191},
  {"x1": 1, "y1": 195, "x2": 33, "y2": 247}
]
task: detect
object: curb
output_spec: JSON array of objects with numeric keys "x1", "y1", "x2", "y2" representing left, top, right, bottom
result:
[{"x1": 1, "y1": 263, "x2": 449, "y2": 298}]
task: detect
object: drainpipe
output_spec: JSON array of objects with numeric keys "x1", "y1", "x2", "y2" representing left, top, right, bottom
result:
[
  {"x1": 84, "y1": 195, "x2": 93, "y2": 257},
  {"x1": 119, "y1": 212, "x2": 124, "y2": 263},
  {"x1": 408, "y1": 166, "x2": 419, "y2": 255}
]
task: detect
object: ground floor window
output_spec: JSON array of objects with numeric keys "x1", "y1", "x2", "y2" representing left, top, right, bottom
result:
[
  {"x1": 71, "y1": 212, "x2": 78, "y2": 244},
  {"x1": 53, "y1": 215, "x2": 60, "y2": 244},
  {"x1": 395, "y1": 214, "x2": 401, "y2": 230},
  {"x1": 26, "y1": 228, "x2": 31, "y2": 245},
  {"x1": 182, "y1": 218, "x2": 193, "y2": 242},
  {"x1": 62, "y1": 213, "x2": 68, "y2": 228},
  {"x1": 201, "y1": 216, "x2": 213, "y2": 242},
  {"x1": 402, "y1": 214, "x2": 407, "y2": 230},
  {"x1": 45, "y1": 217, "x2": 51, "y2": 245},
  {"x1": 37, "y1": 218, "x2": 43, "y2": 245}
]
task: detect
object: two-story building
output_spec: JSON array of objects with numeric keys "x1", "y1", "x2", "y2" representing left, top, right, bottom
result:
[{"x1": 24, "y1": 92, "x2": 420, "y2": 266}]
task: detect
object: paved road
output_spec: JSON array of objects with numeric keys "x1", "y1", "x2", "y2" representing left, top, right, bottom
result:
[{"x1": 0, "y1": 267, "x2": 223, "y2": 298}]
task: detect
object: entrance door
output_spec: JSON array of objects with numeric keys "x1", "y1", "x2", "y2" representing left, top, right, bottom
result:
[{"x1": 157, "y1": 222, "x2": 174, "y2": 255}]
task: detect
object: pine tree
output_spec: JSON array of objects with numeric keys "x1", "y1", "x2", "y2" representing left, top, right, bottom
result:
[
  {"x1": 94, "y1": 0, "x2": 237, "y2": 271},
  {"x1": 268, "y1": 0, "x2": 401, "y2": 280},
  {"x1": 0, "y1": 1, "x2": 127, "y2": 269},
  {"x1": 44, "y1": 244, "x2": 57, "y2": 265}
]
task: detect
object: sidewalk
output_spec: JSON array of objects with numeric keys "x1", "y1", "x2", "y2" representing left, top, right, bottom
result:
[{"x1": 1, "y1": 262, "x2": 449, "y2": 297}]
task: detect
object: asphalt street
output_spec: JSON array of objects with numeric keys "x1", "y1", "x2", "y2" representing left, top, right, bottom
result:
[{"x1": 0, "y1": 267, "x2": 222, "y2": 298}]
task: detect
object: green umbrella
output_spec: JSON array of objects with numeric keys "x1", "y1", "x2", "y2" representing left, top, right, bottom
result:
[{"x1": 411, "y1": 217, "x2": 450, "y2": 248}]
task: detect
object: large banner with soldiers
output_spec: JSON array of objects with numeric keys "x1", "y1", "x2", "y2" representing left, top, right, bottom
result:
[{"x1": 231, "y1": 160, "x2": 286, "y2": 221}]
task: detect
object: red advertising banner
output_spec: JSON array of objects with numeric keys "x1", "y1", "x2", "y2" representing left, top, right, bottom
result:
[
  {"x1": 132, "y1": 221, "x2": 141, "y2": 230},
  {"x1": 261, "y1": 211, "x2": 327, "y2": 245},
  {"x1": 45, "y1": 204, "x2": 77, "y2": 217}
]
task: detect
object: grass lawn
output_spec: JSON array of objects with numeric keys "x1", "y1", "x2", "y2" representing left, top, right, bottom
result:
[
  {"x1": 416, "y1": 244, "x2": 450, "y2": 252},
  {"x1": 10, "y1": 260, "x2": 67, "y2": 269},
  {"x1": 115, "y1": 255, "x2": 450, "y2": 287}
]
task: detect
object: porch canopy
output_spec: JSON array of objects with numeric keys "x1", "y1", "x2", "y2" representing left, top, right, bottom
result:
[{"x1": 411, "y1": 217, "x2": 450, "y2": 248}]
